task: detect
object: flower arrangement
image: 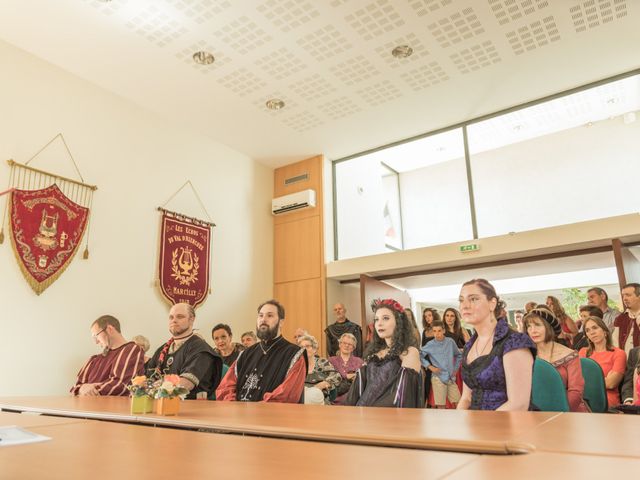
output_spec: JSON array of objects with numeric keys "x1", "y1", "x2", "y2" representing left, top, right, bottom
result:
[
  {"x1": 371, "y1": 298, "x2": 405, "y2": 315},
  {"x1": 151, "y1": 374, "x2": 189, "y2": 400},
  {"x1": 127, "y1": 375, "x2": 153, "y2": 397}
]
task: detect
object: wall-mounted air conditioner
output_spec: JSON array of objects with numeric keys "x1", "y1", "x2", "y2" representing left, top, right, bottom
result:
[{"x1": 271, "y1": 189, "x2": 316, "y2": 215}]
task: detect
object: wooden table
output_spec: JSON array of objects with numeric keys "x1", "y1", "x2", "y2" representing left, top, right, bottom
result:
[
  {"x1": 514, "y1": 411, "x2": 640, "y2": 458},
  {"x1": 0, "y1": 412, "x2": 479, "y2": 480},
  {"x1": 443, "y1": 452, "x2": 640, "y2": 479},
  {"x1": 0, "y1": 396, "x2": 558, "y2": 454}
]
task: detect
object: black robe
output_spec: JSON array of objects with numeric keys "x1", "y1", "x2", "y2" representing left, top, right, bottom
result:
[
  {"x1": 147, "y1": 335, "x2": 222, "y2": 400},
  {"x1": 325, "y1": 319, "x2": 363, "y2": 358},
  {"x1": 235, "y1": 336, "x2": 306, "y2": 402}
]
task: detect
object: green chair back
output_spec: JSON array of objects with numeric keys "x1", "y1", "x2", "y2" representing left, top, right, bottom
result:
[
  {"x1": 580, "y1": 357, "x2": 608, "y2": 413},
  {"x1": 532, "y1": 358, "x2": 570, "y2": 412}
]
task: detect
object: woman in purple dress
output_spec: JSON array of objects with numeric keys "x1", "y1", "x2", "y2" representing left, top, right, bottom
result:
[
  {"x1": 458, "y1": 279, "x2": 536, "y2": 411},
  {"x1": 328, "y1": 333, "x2": 364, "y2": 404}
]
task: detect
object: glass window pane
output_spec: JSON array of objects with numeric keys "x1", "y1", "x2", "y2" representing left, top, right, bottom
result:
[{"x1": 468, "y1": 74, "x2": 640, "y2": 238}]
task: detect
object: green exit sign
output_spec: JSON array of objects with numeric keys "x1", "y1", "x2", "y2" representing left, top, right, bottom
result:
[{"x1": 459, "y1": 243, "x2": 480, "y2": 253}]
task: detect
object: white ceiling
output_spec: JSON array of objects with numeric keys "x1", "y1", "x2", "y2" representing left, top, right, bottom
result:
[{"x1": 0, "y1": 0, "x2": 638, "y2": 167}]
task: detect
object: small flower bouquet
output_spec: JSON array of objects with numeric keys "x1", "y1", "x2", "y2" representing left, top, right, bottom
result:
[
  {"x1": 151, "y1": 374, "x2": 188, "y2": 416},
  {"x1": 127, "y1": 375, "x2": 154, "y2": 414}
]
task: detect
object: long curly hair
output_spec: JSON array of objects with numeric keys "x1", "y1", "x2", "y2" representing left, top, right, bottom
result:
[
  {"x1": 422, "y1": 307, "x2": 441, "y2": 331},
  {"x1": 365, "y1": 299, "x2": 414, "y2": 360}
]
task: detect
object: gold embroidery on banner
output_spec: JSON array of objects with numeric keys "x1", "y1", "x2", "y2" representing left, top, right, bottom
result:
[
  {"x1": 170, "y1": 246, "x2": 199, "y2": 286},
  {"x1": 21, "y1": 197, "x2": 78, "y2": 220}
]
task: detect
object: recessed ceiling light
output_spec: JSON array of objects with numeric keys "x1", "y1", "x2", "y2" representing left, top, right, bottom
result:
[
  {"x1": 266, "y1": 98, "x2": 285, "y2": 110},
  {"x1": 192, "y1": 51, "x2": 215, "y2": 65},
  {"x1": 391, "y1": 45, "x2": 413, "y2": 59}
]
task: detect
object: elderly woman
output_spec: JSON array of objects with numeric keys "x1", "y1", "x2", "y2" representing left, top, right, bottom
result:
[
  {"x1": 132, "y1": 335, "x2": 151, "y2": 364},
  {"x1": 328, "y1": 333, "x2": 364, "y2": 404},
  {"x1": 458, "y1": 279, "x2": 536, "y2": 411},
  {"x1": 524, "y1": 306, "x2": 589, "y2": 412},
  {"x1": 298, "y1": 334, "x2": 341, "y2": 405},
  {"x1": 579, "y1": 316, "x2": 626, "y2": 407},
  {"x1": 345, "y1": 299, "x2": 423, "y2": 408}
]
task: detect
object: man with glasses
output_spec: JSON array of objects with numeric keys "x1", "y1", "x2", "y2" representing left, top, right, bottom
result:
[{"x1": 70, "y1": 315, "x2": 145, "y2": 396}]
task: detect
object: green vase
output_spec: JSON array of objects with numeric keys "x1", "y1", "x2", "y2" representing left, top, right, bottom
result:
[{"x1": 131, "y1": 395, "x2": 153, "y2": 414}]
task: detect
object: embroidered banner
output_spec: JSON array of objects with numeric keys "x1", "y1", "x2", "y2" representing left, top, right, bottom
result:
[
  {"x1": 158, "y1": 213, "x2": 211, "y2": 308},
  {"x1": 9, "y1": 184, "x2": 89, "y2": 295}
]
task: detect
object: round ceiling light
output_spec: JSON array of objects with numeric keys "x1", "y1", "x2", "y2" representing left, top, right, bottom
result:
[
  {"x1": 266, "y1": 98, "x2": 285, "y2": 110},
  {"x1": 392, "y1": 45, "x2": 413, "y2": 59},
  {"x1": 192, "y1": 51, "x2": 215, "y2": 65}
]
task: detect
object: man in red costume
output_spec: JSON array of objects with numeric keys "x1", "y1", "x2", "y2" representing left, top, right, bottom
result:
[{"x1": 71, "y1": 315, "x2": 144, "y2": 396}]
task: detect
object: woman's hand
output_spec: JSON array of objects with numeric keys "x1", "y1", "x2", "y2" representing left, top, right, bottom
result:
[{"x1": 314, "y1": 381, "x2": 330, "y2": 391}]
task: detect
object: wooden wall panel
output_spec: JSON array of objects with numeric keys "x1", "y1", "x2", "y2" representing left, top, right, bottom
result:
[
  {"x1": 273, "y1": 155, "x2": 326, "y2": 353},
  {"x1": 275, "y1": 278, "x2": 324, "y2": 345},
  {"x1": 274, "y1": 215, "x2": 321, "y2": 283},
  {"x1": 273, "y1": 154, "x2": 323, "y2": 226}
]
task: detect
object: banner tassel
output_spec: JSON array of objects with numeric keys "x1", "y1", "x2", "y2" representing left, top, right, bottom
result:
[
  {"x1": 83, "y1": 246, "x2": 89, "y2": 259},
  {"x1": 0, "y1": 229, "x2": 4, "y2": 244}
]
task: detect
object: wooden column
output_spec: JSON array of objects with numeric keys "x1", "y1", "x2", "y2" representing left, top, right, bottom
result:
[
  {"x1": 273, "y1": 155, "x2": 326, "y2": 352},
  {"x1": 612, "y1": 238, "x2": 640, "y2": 290}
]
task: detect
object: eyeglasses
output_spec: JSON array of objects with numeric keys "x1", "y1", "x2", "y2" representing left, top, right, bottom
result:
[
  {"x1": 339, "y1": 342, "x2": 355, "y2": 348},
  {"x1": 92, "y1": 327, "x2": 107, "y2": 339}
]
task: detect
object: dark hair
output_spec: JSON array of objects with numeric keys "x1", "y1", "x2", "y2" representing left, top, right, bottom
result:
[
  {"x1": 442, "y1": 307, "x2": 463, "y2": 336},
  {"x1": 579, "y1": 305, "x2": 603, "y2": 318},
  {"x1": 461, "y1": 278, "x2": 505, "y2": 314},
  {"x1": 522, "y1": 312, "x2": 555, "y2": 343},
  {"x1": 587, "y1": 287, "x2": 609, "y2": 303},
  {"x1": 404, "y1": 308, "x2": 418, "y2": 329},
  {"x1": 258, "y1": 299, "x2": 285, "y2": 320},
  {"x1": 583, "y1": 316, "x2": 614, "y2": 357},
  {"x1": 421, "y1": 307, "x2": 441, "y2": 330},
  {"x1": 431, "y1": 320, "x2": 445, "y2": 330},
  {"x1": 92, "y1": 315, "x2": 121, "y2": 333},
  {"x1": 366, "y1": 300, "x2": 414, "y2": 360},
  {"x1": 212, "y1": 323, "x2": 232, "y2": 336},
  {"x1": 622, "y1": 283, "x2": 640, "y2": 296}
]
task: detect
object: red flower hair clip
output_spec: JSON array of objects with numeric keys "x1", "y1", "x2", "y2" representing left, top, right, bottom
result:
[{"x1": 371, "y1": 298, "x2": 405, "y2": 315}]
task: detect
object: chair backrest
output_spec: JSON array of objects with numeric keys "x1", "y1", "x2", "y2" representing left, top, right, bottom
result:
[
  {"x1": 580, "y1": 357, "x2": 608, "y2": 413},
  {"x1": 532, "y1": 358, "x2": 570, "y2": 412}
]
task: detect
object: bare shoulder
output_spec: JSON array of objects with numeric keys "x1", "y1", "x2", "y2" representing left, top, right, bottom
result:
[{"x1": 400, "y1": 347, "x2": 421, "y2": 372}]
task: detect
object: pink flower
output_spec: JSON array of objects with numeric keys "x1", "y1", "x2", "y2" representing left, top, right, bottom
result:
[{"x1": 164, "y1": 374, "x2": 181, "y2": 385}]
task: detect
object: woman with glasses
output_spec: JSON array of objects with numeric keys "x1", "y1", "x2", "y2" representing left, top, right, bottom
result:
[
  {"x1": 328, "y1": 333, "x2": 364, "y2": 404},
  {"x1": 298, "y1": 334, "x2": 341, "y2": 405}
]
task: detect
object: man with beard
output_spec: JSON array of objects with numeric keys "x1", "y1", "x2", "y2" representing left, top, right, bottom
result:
[
  {"x1": 216, "y1": 299, "x2": 307, "y2": 402},
  {"x1": 70, "y1": 315, "x2": 144, "y2": 396},
  {"x1": 146, "y1": 303, "x2": 223, "y2": 399},
  {"x1": 325, "y1": 303, "x2": 363, "y2": 358}
]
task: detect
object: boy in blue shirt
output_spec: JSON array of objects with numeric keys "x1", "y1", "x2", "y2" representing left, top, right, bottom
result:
[{"x1": 420, "y1": 320, "x2": 462, "y2": 408}]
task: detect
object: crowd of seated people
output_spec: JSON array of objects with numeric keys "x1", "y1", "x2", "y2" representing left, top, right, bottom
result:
[{"x1": 70, "y1": 280, "x2": 640, "y2": 412}]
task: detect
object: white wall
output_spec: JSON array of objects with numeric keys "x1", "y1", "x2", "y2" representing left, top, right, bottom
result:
[
  {"x1": 400, "y1": 157, "x2": 473, "y2": 249},
  {"x1": 471, "y1": 116, "x2": 640, "y2": 237},
  {"x1": 0, "y1": 40, "x2": 273, "y2": 395}
]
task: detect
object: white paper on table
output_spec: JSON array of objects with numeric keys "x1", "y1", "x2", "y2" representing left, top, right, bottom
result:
[{"x1": 0, "y1": 425, "x2": 51, "y2": 447}]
